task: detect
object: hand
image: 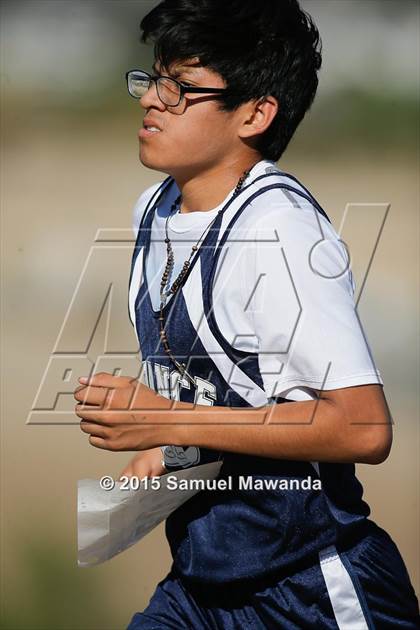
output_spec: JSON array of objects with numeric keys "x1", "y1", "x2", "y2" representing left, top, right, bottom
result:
[
  {"x1": 118, "y1": 448, "x2": 167, "y2": 480},
  {"x1": 74, "y1": 372, "x2": 172, "y2": 452}
]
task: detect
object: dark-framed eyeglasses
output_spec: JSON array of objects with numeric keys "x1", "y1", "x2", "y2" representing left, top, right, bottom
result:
[{"x1": 125, "y1": 69, "x2": 227, "y2": 107}]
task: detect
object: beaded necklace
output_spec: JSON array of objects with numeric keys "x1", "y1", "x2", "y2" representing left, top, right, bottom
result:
[{"x1": 158, "y1": 166, "x2": 254, "y2": 384}]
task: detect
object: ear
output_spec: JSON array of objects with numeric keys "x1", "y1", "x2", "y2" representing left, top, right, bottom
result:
[{"x1": 238, "y1": 96, "x2": 279, "y2": 140}]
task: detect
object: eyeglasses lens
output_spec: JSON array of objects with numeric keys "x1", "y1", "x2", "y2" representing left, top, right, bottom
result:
[
  {"x1": 128, "y1": 72, "x2": 181, "y2": 106},
  {"x1": 157, "y1": 77, "x2": 181, "y2": 106},
  {"x1": 128, "y1": 73, "x2": 150, "y2": 99}
]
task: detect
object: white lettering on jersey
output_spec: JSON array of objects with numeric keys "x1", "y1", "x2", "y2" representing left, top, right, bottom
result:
[
  {"x1": 142, "y1": 360, "x2": 216, "y2": 405},
  {"x1": 194, "y1": 376, "x2": 217, "y2": 406}
]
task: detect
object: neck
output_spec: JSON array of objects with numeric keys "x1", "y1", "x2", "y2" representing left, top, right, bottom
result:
[{"x1": 172, "y1": 155, "x2": 263, "y2": 214}]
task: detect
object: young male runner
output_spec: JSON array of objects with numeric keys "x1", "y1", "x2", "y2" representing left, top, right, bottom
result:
[{"x1": 75, "y1": 1, "x2": 420, "y2": 627}]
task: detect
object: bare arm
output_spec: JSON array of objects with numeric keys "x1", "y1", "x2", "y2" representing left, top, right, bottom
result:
[
  {"x1": 76, "y1": 375, "x2": 392, "y2": 465},
  {"x1": 164, "y1": 383, "x2": 392, "y2": 465}
]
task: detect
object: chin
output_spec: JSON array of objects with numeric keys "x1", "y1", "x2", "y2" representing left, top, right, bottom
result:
[
  {"x1": 138, "y1": 150, "x2": 177, "y2": 176},
  {"x1": 139, "y1": 149, "x2": 163, "y2": 171}
]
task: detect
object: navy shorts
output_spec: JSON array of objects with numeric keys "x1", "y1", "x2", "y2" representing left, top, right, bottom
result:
[{"x1": 127, "y1": 522, "x2": 419, "y2": 629}]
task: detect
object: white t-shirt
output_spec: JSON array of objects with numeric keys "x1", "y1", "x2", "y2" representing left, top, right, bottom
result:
[{"x1": 132, "y1": 160, "x2": 383, "y2": 402}]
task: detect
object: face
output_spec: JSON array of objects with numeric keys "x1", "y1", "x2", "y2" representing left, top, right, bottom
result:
[{"x1": 137, "y1": 58, "x2": 245, "y2": 178}]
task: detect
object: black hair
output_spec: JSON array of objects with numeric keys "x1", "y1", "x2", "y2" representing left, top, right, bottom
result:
[{"x1": 140, "y1": 0, "x2": 322, "y2": 161}]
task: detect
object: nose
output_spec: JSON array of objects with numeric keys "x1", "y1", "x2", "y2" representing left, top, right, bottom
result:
[{"x1": 139, "y1": 80, "x2": 165, "y2": 111}]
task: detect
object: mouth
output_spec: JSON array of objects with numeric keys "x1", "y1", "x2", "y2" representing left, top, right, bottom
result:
[
  {"x1": 139, "y1": 118, "x2": 163, "y2": 139},
  {"x1": 139, "y1": 128, "x2": 161, "y2": 139},
  {"x1": 139, "y1": 124, "x2": 163, "y2": 140}
]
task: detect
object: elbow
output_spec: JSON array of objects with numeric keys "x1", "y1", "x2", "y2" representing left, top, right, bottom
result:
[
  {"x1": 358, "y1": 422, "x2": 393, "y2": 465},
  {"x1": 327, "y1": 385, "x2": 393, "y2": 465}
]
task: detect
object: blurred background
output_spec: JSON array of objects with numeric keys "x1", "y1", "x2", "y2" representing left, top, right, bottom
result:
[{"x1": 1, "y1": 0, "x2": 419, "y2": 628}]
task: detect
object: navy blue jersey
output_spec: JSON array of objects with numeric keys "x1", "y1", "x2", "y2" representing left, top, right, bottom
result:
[{"x1": 128, "y1": 171, "x2": 371, "y2": 584}]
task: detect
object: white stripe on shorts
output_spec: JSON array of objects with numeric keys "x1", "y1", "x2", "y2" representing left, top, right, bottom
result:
[{"x1": 319, "y1": 545, "x2": 369, "y2": 630}]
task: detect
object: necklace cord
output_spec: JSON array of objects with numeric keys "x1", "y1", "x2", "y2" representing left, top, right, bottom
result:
[{"x1": 158, "y1": 165, "x2": 255, "y2": 383}]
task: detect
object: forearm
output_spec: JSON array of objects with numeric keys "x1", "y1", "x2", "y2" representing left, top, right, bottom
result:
[
  {"x1": 75, "y1": 374, "x2": 390, "y2": 462},
  {"x1": 151, "y1": 388, "x2": 391, "y2": 465}
]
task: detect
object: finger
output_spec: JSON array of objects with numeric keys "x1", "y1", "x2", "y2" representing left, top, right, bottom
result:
[
  {"x1": 75, "y1": 404, "x2": 109, "y2": 424},
  {"x1": 78, "y1": 372, "x2": 133, "y2": 389},
  {"x1": 78, "y1": 372, "x2": 111, "y2": 386},
  {"x1": 119, "y1": 467, "x2": 148, "y2": 479},
  {"x1": 88, "y1": 435, "x2": 109, "y2": 450},
  {"x1": 130, "y1": 462, "x2": 149, "y2": 478},
  {"x1": 79, "y1": 421, "x2": 109, "y2": 439},
  {"x1": 74, "y1": 385, "x2": 110, "y2": 406},
  {"x1": 75, "y1": 404, "x2": 139, "y2": 427}
]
